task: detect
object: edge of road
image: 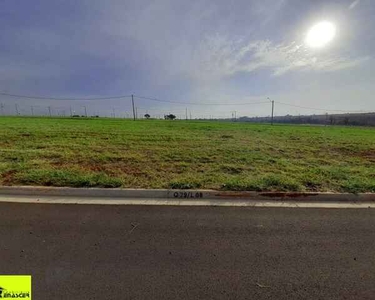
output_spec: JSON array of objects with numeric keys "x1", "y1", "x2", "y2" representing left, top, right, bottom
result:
[{"x1": 0, "y1": 186, "x2": 374, "y2": 202}]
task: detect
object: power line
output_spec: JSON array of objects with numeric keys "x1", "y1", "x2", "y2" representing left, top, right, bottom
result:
[
  {"x1": 1, "y1": 91, "x2": 373, "y2": 113},
  {"x1": 0, "y1": 92, "x2": 132, "y2": 101},
  {"x1": 0, "y1": 92, "x2": 269, "y2": 106},
  {"x1": 134, "y1": 95, "x2": 269, "y2": 106},
  {"x1": 136, "y1": 107, "x2": 187, "y2": 114},
  {"x1": 276, "y1": 101, "x2": 371, "y2": 113}
]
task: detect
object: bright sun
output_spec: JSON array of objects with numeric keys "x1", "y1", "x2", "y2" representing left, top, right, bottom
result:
[{"x1": 305, "y1": 21, "x2": 336, "y2": 48}]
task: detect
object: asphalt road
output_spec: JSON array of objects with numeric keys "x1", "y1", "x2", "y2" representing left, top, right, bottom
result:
[{"x1": 1, "y1": 203, "x2": 375, "y2": 300}]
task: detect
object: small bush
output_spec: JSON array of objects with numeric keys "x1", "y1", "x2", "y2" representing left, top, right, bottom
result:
[
  {"x1": 169, "y1": 179, "x2": 202, "y2": 189},
  {"x1": 222, "y1": 178, "x2": 263, "y2": 191},
  {"x1": 261, "y1": 175, "x2": 302, "y2": 191},
  {"x1": 340, "y1": 179, "x2": 375, "y2": 194},
  {"x1": 222, "y1": 175, "x2": 302, "y2": 192},
  {"x1": 16, "y1": 169, "x2": 122, "y2": 188}
]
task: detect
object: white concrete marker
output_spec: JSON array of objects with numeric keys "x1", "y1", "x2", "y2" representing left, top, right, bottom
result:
[
  {"x1": 1, "y1": 186, "x2": 375, "y2": 202},
  {"x1": 0, "y1": 195, "x2": 374, "y2": 209}
]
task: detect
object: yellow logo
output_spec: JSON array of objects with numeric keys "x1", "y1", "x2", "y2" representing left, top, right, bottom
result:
[{"x1": 0, "y1": 276, "x2": 31, "y2": 299}]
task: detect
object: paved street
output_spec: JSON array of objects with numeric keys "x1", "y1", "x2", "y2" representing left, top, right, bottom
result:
[{"x1": 1, "y1": 202, "x2": 375, "y2": 299}]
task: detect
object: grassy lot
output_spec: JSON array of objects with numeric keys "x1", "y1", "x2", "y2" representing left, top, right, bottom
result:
[{"x1": 0, "y1": 117, "x2": 375, "y2": 192}]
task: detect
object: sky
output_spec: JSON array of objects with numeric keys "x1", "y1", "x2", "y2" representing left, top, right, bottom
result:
[{"x1": 1, "y1": 0, "x2": 375, "y2": 118}]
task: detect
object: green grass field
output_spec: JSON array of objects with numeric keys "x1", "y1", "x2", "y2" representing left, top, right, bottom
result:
[{"x1": 1, "y1": 117, "x2": 375, "y2": 193}]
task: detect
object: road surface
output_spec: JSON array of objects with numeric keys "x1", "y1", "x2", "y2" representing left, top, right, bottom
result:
[{"x1": 1, "y1": 202, "x2": 375, "y2": 299}]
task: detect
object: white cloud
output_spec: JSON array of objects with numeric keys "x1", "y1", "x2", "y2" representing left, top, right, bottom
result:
[
  {"x1": 190, "y1": 36, "x2": 370, "y2": 80},
  {"x1": 43, "y1": 0, "x2": 368, "y2": 88},
  {"x1": 349, "y1": 0, "x2": 360, "y2": 10},
  {"x1": 82, "y1": 0, "x2": 290, "y2": 86},
  {"x1": 1, "y1": 0, "x2": 373, "y2": 116}
]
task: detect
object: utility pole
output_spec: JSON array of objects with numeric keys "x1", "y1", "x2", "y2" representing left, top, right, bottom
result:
[
  {"x1": 70, "y1": 106, "x2": 73, "y2": 117},
  {"x1": 131, "y1": 94, "x2": 136, "y2": 121},
  {"x1": 15, "y1": 104, "x2": 19, "y2": 115},
  {"x1": 112, "y1": 108, "x2": 116, "y2": 118},
  {"x1": 268, "y1": 97, "x2": 274, "y2": 125},
  {"x1": 31, "y1": 106, "x2": 34, "y2": 116},
  {"x1": 136, "y1": 107, "x2": 138, "y2": 119},
  {"x1": 185, "y1": 108, "x2": 188, "y2": 121},
  {"x1": 84, "y1": 106, "x2": 87, "y2": 117},
  {"x1": 1, "y1": 103, "x2": 4, "y2": 115},
  {"x1": 190, "y1": 111, "x2": 192, "y2": 120},
  {"x1": 48, "y1": 106, "x2": 52, "y2": 117}
]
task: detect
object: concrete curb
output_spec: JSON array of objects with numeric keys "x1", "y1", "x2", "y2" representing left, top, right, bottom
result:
[{"x1": 0, "y1": 186, "x2": 375, "y2": 202}]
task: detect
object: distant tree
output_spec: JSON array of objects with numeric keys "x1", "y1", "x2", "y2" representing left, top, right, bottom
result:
[
  {"x1": 164, "y1": 114, "x2": 176, "y2": 120},
  {"x1": 144, "y1": 114, "x2": 151, "y2": 119},
  {"x1": 239, "y1": 112, "x2": 375, "y2": 127}
]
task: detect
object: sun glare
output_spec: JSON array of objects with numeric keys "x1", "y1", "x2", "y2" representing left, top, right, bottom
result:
[{"x1": 305, "y1": 21, "x2": 336, "y2": 48}]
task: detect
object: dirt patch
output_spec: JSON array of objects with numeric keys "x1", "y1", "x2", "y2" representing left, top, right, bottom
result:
[
  {"x1": 332, "y1": 147, "x2": 355, "y2": 155},
  {"x1": 87, "y1": 165, "x2": 106, "y2": 172},
  {"x1": 1, "y1": 170, "x2": 17, "y2": 185},
  {"x1": 357, "y1": 150, "x2": 375, "y2": 162},
  {"x1": 92, "y1": 163, "x2": 146, "y2": 176},
  {"x1": 333, "y1": 147, "x2": 375, "y2": 162}
]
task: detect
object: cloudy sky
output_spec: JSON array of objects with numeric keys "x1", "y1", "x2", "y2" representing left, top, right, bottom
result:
[{"x1": 1, "y1": 0, "x2": 374, "y2": 118}]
